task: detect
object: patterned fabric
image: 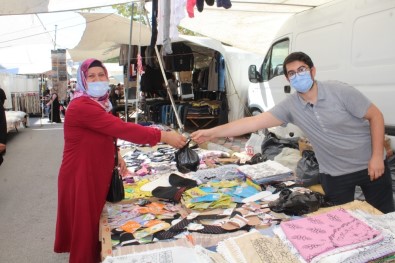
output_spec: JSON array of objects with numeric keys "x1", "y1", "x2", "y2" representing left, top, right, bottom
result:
[
  {"x1": 308, "y1": 200, "x2": 382, "y2": 216},
  {"x1": 314, "y1": 211, "x2": 395, "y2": 263},
  {"x1": 189, "y1": 164, "x2": 241, "y2": 184},
  {"x1": 189, "y1": 231, "x2": 247, "y2": 248},
  {"x1": 280, "y1": 208, "x2": 382, "y2": 262},
  {"x1": 154, "y1": 229, "x2": 184, "y2": 240},
  {"x1": 237, "y1": 160, "x2": 294, "y2": 184},
  {"x1": 112, "y1": 238, "x2": 193, "y2": 256},
  {"x1": 154, "y1": 217, "x2": 192, "y2": 240},
  {"x1": 217, "y1": 230, "x2": 299, "y2": 263},
  {"x1": 196, "y1": 224, "x2": 228, "y2": 234}
]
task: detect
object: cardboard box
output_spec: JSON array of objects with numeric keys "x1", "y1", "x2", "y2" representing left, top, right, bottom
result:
[
  {"x1": 385, "y1": 135, "x2": 393, "y2": 157},
  {"x1": 298, "y1": 137, "x2": 313, "y2": 155},
  {"x1": 100, "y1": 211, "x2": 112, "y2": 261}
]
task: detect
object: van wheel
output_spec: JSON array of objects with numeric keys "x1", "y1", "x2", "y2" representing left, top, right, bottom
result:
[{"x1": 249, "y1": 107, "x2": 262, "y2": 116}]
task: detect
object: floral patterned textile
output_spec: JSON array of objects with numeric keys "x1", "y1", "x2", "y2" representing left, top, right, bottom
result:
[
  {"x1": 314, "y1": 211, "x2": 395, "y2": 263},
  {"x1": 280, "y1": 208, "x2": 382, "y2": 262}
]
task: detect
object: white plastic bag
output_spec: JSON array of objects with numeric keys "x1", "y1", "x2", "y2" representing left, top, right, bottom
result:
[{"x1": 245, "y1": 131, "x2": 265, "y2": 156}]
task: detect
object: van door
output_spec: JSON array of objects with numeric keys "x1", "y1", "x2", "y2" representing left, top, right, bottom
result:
[
  {"x1": 248, "y1": 39, "x2": 291, "y2": 115},
  {"x1": 249, "y1": 38, "x2": 305, "y2": 137},
  {"x1": 262, "y1": 39, "x2": 292, "y2": 107}
]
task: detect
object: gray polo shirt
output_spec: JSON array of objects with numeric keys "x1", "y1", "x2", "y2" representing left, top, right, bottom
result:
[{"x1": 269, "y1": 80, "x2": 372, "y2": 176}]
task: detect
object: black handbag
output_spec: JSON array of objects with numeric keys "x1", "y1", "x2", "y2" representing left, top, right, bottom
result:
[{"x1": 106, "y1": 141, "x2": 125, "y2": 202}]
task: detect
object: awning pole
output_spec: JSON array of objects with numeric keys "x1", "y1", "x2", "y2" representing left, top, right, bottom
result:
[
  {"x1": 143, "y1": 8, "x2": 184, "y2": 133},
  {"x1": 125, "y1": 2, "x2": 135, "y2": 123},
  {"x1": 135, "y1": 2, "x2": 143, "y2": 124}
]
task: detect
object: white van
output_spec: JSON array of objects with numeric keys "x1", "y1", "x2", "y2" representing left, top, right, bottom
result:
[{"x1": 248, "y1": 0, "x2": 395, "y2": 148}]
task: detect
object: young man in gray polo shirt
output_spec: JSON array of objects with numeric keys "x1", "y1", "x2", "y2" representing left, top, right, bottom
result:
[{"x1": 191, "y1": 51, "x2": 394, "y2": 214}]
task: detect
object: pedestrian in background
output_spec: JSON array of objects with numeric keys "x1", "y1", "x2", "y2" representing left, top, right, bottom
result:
[
  {"x1": 0, "y1": 86, "x2": 7, "y2": 165},
  {"x1": 109, "y1": 84, "x2": 121, "y2": 116},
  {"x1": 46, "y1": 92, "x2": 62, "y2": 123}
]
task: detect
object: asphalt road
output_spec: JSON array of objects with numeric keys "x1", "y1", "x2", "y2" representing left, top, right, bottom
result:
[{"x1": 0, "y1": 118, "x2": 69, "y2": 263}]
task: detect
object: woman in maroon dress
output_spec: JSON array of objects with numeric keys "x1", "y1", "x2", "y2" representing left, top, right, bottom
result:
[{"x1": 54, "y1": 59, "x2": 187, "y2": 263}]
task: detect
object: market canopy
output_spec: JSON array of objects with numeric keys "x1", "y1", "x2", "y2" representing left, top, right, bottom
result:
[
  {"x1": 0, "y1": 1, "x2": 337, "y2": 72},
  {"x1": 68, "y1": 1, "x2": 336, "y2": 60},
  {"x1": 0, "y1": 0, "x2": 132, "y2": 15},
  {"x1": 178, "y1": 0, "x2": 335, "y2": 55},
  {"x1": 68, "y1": 13, "x2": 151, "y2": 62}
]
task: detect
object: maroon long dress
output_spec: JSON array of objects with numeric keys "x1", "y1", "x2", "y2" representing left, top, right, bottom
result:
[{"x1": 54, "y1": 97, "x2": 161, "y2": 262}]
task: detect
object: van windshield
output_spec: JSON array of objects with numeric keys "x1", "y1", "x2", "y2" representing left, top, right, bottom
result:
[{"x1": 261, "y1": 39, "x2": 289, "y2": 81}]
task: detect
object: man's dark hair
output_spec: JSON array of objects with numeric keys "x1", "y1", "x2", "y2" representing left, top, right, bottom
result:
[{"x1": 283, "y1": 52, "x2": 314, "y2": 77}]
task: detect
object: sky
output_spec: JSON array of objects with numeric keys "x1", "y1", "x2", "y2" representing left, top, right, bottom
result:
[{"x1": 0, "y1": 7, "x2": 116, "y2": 74}]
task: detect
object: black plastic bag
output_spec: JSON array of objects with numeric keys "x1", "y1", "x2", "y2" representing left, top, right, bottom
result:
[
  {"x1": 296, "y1": 150, "x2": 320, "y2": 186},
  {"x1": 175, "y1": 139, "x2": 200, "y2": 173},
  {"x1": 261, "y1": 132, "x2": 299, "y2": 160},
  {"x1": 107, "y1": 167, "x2": 125, "y2": 203},
  {"x1": 269, "y1": 188, "x2": 329, "y2": 216}
]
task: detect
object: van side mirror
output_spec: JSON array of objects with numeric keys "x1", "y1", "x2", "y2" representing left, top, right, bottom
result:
[
  {"x1": 274, "y1": 64, "x2": 284, "y2": 76},
  {"x1": 248, "y1": 65, "x2": 262, "y2": 83}
]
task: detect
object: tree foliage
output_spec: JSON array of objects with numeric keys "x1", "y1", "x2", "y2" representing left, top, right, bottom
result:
[
  {"x1": 112, "y1": 4, "x2": 146, "y2": 24},
  {"x1": 81, "y1": 4, "x2": 200, "y2": 36}
]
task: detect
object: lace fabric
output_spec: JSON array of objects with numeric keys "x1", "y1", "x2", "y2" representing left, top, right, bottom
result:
[{"x1": 217, "y1": 230, "x2": 299, "y2": 263}]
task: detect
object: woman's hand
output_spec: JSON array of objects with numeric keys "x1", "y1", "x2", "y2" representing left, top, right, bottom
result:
[
  {"x1": 161, "y1": 130, "x2": 187, "y2": 149},
  {"x1": 117, "y1": 152, "x2": 128, "y2": 176}
]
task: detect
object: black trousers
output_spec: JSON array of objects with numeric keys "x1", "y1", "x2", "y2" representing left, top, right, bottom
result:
[{"x1": 319, "y1": 161, "x2": 395, "y2": 214}]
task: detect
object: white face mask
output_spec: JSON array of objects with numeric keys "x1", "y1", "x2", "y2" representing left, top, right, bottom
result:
[{"x1": 86, "y1": 81, "x2": 110, "y2": 97}]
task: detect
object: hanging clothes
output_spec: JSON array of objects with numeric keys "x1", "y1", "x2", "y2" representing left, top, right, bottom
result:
[
  {"x1": 218, "y1": 53, "x2": 226, "y2": 92},
  {"x1": 207, "y1": 52, "x2": 219, "y2": 91},
  {"x1": 140, "y1": 66, "x2": 166, "y2": 98},
  {"x1": 150, "y1": 0, "x2": 158, "y2": 48},
  {"x1": 164, "y1": 42, "x2": 194, "y2": 72},
  {"x1": 156, "y1": 0, "x2": 186, "y2": 54},
  {"x1": 11, "y1": 92, "x2": 40, "y2": 114},
  {"x1": 158, "y1": 0, "x2": 172, "y2": 55}
]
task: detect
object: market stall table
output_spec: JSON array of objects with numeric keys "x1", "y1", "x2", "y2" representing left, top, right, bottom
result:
[{"x1": 186, "y1": 113, "x2": 218, "y2": 128}]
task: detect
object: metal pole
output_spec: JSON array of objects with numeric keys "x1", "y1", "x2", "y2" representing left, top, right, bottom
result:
[
  {"x1": 54, "y1": 25, "x2": 57, "y2": 50},
  {"x1": 135, "y1": 3, "x2": 143, "y2": 124},
  {"x1": 40, "y1": 74, "x2": 43, "y2": 127},
  {"x1": 125, "y1": 3, "x2": 135, "y2": 123},
  {"x1": 143, "y1": 10, "x2": 184, "y2": 133}
]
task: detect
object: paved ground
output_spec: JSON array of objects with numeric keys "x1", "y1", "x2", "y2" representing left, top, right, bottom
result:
[
  {"x1": 0, "y1": 115, "x2": 250, "y2": 263},
  {"x1": 0, "y1": 117, "x2": 69, "y2": 263},
  {"x1": 0, "y1": 117, "x2": 206, "y2": 263}
]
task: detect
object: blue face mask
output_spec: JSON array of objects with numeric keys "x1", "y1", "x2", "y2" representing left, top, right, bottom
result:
[
  {"x1": 290, "y1": 73, "x2": 313, "y2": 93},
  {"x1": 86, "y1": 81, "x2": 110, "y2": 97}
]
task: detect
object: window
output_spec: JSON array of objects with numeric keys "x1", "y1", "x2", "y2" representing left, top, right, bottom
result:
[{"x1": 261, "y1": 39, "x2": 289, "y2": 81}]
